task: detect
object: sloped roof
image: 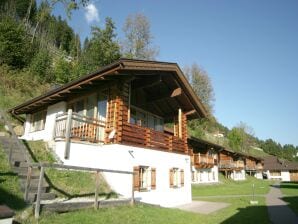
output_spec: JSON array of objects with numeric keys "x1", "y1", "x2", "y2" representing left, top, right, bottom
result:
[
  {"x1": 188, "y1": 136, "x2": 263, "y2": 162},
  {"x1": 263, "y1": 156, "x2": 298, "y2": 171},
  {"x1": 9, "y1": 59, "x2": 208, "y2": 119}
]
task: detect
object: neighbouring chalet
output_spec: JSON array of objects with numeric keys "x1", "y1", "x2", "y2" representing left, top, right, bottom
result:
[
  {"x1": 9, "y1": 59, "x2": 208, "y2": 207},
  {"x1": 218, "y1": 149, "x2": 246, "y2": 181},
  {"x1": 188, "y1": 137, "x2": 263, "y2": 183},
  {"x1": 244, "y1": 155, "x2": 263, "y2": 179},
  {"x1": 263, "y1": 156, "x2": 298, "y2": 181},
  {"x1": 188, "y1": 137, "x2": 222, "y2": 184}
]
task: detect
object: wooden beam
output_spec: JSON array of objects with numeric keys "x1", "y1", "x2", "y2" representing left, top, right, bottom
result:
[
  {"x1": 184, "y1": 109, "x2": 196, "y2": 116},
  {"x1": 170, "y1": 87, "x2": 182, "y2": 97}
]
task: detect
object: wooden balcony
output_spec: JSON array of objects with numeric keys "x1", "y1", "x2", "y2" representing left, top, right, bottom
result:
[
  {"x1": 219, "y1": 160, "x2": 245, "y2": 170},
  {"x1": 193, "y1": 154, "x2": 214, "y2": 168},
  {"x1": 54, "y1": 112, "x2": 187, "y2": 154},
  {"x1": 121, "y1": 123, "x2": 186, "y2": 153},
  {"x1": 54, "y1": 112, "x2": 105, "y2": 143}
]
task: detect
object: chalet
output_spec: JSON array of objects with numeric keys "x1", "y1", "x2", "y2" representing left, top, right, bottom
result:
[
  {"x1": 245, "y1": 155, "x2": 263, "y2": 179},
  {"x1": 188, "y1": 137, "x2": 222, "y2": 184},
  {"x1": 218, "y1": 149, "x2": 246, "y2": 181},
  {"x1": 9, "y1": 59, "x2": 208, "y2": 207},
  {"x1": 263, "y1": 156, "x2": 298, "y2": 181}
]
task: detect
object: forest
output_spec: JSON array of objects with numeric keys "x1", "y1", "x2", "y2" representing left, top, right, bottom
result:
[{"x1": 0, "y1": 0, "x2": 297, "y2": 161}]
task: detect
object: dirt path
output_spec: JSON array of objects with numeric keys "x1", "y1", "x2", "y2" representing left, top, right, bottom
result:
[{"x1": 266, "y1": 182, "x2": 298, "y2": 224}]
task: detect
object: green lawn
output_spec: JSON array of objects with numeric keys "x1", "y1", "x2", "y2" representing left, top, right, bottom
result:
[
  {"x1": 1, "y1": 140, "x2": 272, "y2": 223},
  {"x1": 192, "y1": 174, "x2": 273, "y2": 197},
  {"x1": 280, "y1": 182, "x2": 298, "y2": 215},
  {"x1": 21, "y1": 198, "x2": 270, "y2": 224}
]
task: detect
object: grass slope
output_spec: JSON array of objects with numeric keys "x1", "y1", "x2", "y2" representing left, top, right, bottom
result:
[{"x1": 25, "y1": 140, "x2": 114, "y2": 198}]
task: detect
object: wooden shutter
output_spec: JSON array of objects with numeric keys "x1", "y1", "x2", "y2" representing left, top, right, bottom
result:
[
  {"x1": 169, "y1": 168, "x2": 174, "y2": 188},
  {"x1": 180, "y1": 169, "x2": 184, "y2": 187},
  {"x1": 133, "y1": 166, "x2": 140, "y2": 191},
  {"x1": 151, "y1": 168, "x2": 156, "y2": 190}
]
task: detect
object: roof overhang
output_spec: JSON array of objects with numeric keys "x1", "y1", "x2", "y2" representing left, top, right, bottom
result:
[{"x1": 9, "y1": 59, "x2": 208, "y2": 119}]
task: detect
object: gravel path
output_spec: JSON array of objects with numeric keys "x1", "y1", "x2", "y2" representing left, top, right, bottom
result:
[{"x1": 266, "y1": 182, "x2": 298, "y2": 224}]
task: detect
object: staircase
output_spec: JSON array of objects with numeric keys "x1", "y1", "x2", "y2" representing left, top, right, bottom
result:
[{"x1": 0, "y1": 112, "x2": 56, "y2": 203}]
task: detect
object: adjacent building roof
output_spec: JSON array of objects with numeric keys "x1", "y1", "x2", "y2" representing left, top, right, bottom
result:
[
  {"x1": 263, "y1": 156, "x2": 298, "y2": 171},
  {"x1": 188, "y1": 136, "x2": 263, "y2": 162},
  {"x1": 9, "y1": 59, "x2": 208, "y2": 119}
]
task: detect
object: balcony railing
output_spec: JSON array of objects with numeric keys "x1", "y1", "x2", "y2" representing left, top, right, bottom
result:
[
  {"x1": 122, "y1": 123, "x2": 186, "y2": 153},
  {"x1": 193, "y1": 154, "x2": 214, "y2": 165},
  {"x1": 54, "y1": 112, "x2": 106, "y2": 143},
  {"x1": 219, "y1": 160, "x2": 245, "y2": 169}
]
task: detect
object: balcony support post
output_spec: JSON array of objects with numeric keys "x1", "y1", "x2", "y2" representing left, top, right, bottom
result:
[{"x1": 64, "y1": 108, "x2": 73, "y2": 159}]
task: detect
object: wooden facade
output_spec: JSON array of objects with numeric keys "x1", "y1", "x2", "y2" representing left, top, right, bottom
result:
[
  {"x1": 188, "y1": 137, "x2": 221, "y2": 169},
  {"x1": 245, "y1": 157, "x2": 263, "y2": 171},
  {"x1": 218, "y1": 150, "x2": 245, "y2": 170}
]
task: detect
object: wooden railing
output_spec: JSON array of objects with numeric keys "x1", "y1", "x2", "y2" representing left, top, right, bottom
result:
[
  {"x1": 54, "y1": 112, "x2": 106, "y2": 143},
  {"x1": 193, "y1": 154, "x2": 214, "y2": 165},
  {"x1": 24, "y1": 162, "x2": 134, "y2": 219},
  {"x1": 219, "y1": 160, "x2": 245, "y2": 169},
  {"x1": 122, "y1": 123, "x2": 185, "y2": 153}
]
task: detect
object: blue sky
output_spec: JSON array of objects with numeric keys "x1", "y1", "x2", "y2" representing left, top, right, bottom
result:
[{"x1": 53, "y1": 0, "x2": 298, "y2": 146}]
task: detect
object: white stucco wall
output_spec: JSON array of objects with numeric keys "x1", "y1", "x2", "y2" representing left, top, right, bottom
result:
[
  {"x1": 255, "y1": 171, "x2": 263, "y2": 179},
  {"x1": 231, "y1": 169, "x2": 246, "y2": 181},
  {"x1": 53, "y1": 141, "x2": 192, "y2": 207},
  {"x1": 21, "y1": 102, "x2": 67, "y2": 141},
  {"x1": 266, "y1": 170, "x2": 290, "y2": 181},
  {"x1": 192, "y1": 166, "x2": 218, "y2": 184}
]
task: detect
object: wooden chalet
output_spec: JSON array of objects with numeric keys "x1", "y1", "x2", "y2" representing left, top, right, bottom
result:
[
  {"x1": 218, "y1": 149, "x2": 246, "y2": 180},
  {"x1": 188, "y1": 137, "x2": 222, "y2": 169},
  {"x1": 10, "y1": 59, "x2": 207, "y2": 157},
  {"x1": 188, "y1": 137, "x2": 223, "y2": 183},
  {"x1": 245, "y1": 156, "x2": 264, "y2": 176}
]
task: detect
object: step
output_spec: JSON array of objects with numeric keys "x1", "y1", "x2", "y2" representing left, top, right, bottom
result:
[
  {"x1": 14, "y1": 161, "x2": 29, "y2": 168},
  {"x1": 20, "y1": 185, "x2": 48, "y2": 193},
  {"x1": 16, "y1": 169, "x2": 40, "y2": 179},
  {"x1": 20, "y1": 178, "x2": 49, "y2": 188},
  {"x1": 27, "y1": 192, "x2": 56, "y2": 203}
]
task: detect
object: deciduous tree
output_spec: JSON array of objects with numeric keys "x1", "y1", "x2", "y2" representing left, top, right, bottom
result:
[
  {"x1": 184, "y1": 63, "x2": 215, "y2": 113},
  {"x1": 121, "y1": 13, "x2": 158, "y2": 60}
]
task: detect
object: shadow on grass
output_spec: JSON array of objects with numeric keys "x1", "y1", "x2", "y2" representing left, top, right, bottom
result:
[
  {"x1": 0, "y1": 188, "x2": 27, "y2": 211},
  {"x1": 283, "y1": 196, "x2": 298, "y2": 215},
  {"x1": 221, "y1": 204, "x2": 298, "y2": 224},
  {"x1": 280, "y1": 182, "x2": 298, "y2": 190}
]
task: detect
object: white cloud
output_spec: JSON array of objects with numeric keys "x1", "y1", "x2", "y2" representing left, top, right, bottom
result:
[{"x1": 84, "y1": 3, "x2": 99, "y2": 23}]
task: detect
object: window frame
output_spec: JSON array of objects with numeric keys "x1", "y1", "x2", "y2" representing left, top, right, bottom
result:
[
  {"x1": 30, "y1": 109, "x2": 47, "y2": 132},
  {"x1": 130, "y1": 105, "x2": 164, "y2": 132}
]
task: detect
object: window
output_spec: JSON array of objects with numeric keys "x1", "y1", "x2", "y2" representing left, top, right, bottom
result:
[
  {"x1": 270, "y1": 171, "x2": 281, "y2": 176},
  {"x1": 30, "y1": 110, "x2": 46, "y2": 132},
  {"x1": 68, "y1": 93, "x2": 107, "y2": 120},
  {"x1": 130, "y1": 106, "x2": 164, "y2": 131},
  {"x1": 133, "y1": 166, "x2": 156, "y2": 191},
  {"x1": 169, "y1": 168, "x2": 184, "y2": 188}
]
